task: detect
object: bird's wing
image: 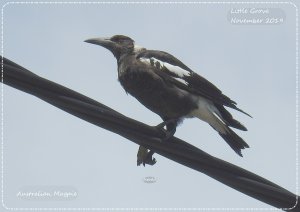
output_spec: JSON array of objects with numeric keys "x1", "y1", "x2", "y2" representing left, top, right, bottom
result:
[{"x1": 136, "y1": 50, "x2": 251, "y2": 117}]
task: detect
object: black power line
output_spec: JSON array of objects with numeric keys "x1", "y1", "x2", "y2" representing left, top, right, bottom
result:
[{"x1": 2, "y1": 56, "x2": 299, "y2": 210}]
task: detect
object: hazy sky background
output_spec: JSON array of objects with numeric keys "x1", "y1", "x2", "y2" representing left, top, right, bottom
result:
[{"x1": 2, "y1": 0, "x2": 298, "y2": 211}]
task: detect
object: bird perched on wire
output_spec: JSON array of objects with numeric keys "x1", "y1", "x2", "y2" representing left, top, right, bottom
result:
[{"x1": 85, "y1": 35, "x2": 251, "y2": 160}]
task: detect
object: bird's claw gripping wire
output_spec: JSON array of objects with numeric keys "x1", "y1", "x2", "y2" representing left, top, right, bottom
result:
[{"x1": 137, "y1": 146, "x2": 156, "y2": 166}]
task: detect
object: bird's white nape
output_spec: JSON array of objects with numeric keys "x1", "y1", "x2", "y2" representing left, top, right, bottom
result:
[{"x1": 134, "y1": 44, "x2": 145, "y2": 53}]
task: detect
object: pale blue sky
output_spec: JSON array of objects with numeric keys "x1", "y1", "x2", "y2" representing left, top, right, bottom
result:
[{"x1": 2, "y1": 1, "x2": 298, "y2": 211}]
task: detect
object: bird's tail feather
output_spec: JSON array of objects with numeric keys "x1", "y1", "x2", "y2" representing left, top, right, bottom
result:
[
  {"x1": 231, "y1": 104, "x2": 252, "y2": 118},
  {"x1": 207, "y1": 109, "x2": 249, "y2": 156},
  {"x1": 193, "y1": 99, "x2": 249, "y2": 156},
  {"x1": 218, "y1": 127, "x2": 249, "y2": 157},
  {"x1": 215, "y1": 104, "x2": 247, "y2": 131}
]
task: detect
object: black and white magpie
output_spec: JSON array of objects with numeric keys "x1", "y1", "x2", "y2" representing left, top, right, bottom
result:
[{"x1": 85, "y1": 35, "x2": 251, "y2": 157}]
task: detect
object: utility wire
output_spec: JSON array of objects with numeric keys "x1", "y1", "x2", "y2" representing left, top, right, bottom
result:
[{"x1": 2, "y1": 56, "x2": 299, "y2": 211}]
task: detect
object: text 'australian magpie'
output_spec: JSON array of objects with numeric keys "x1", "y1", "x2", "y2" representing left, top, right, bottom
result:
[{"x1": 85, "y1": 35, "x2": 251, "y2": 157}]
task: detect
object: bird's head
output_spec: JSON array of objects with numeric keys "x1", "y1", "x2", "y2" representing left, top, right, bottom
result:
[{"x1": 85, "y1": 35, "x2": 135, "y2": 60}]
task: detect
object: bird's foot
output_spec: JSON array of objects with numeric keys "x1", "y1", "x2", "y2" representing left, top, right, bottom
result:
[{"x1": 137, "y1": 147, "x2": 156, "y2": 166}]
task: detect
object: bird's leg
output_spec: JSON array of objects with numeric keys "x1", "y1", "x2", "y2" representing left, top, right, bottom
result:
[
  {"x1": 156, "y1": 118, "x2": 178, "y2": 141},
  {"x1": 163, "y1": 125, "x2": 176, "y2": 141},
  {"x1": 137, "y1": 119, "x2": 177, "y2": 166},
  {"x1": 140, "y1": 123, "x2": 176, "y2": 166},
  {"x1": 156, "y1": 118, "x2": 177, "y2": 129}
]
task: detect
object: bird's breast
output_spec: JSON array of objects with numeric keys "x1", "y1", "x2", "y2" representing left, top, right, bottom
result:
[{"x1": 118, "y1": 63, "x2": 155, "y2": 94}]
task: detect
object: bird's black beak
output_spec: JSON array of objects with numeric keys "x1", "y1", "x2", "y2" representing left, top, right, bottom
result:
[{"x1": 84, "y1": 37, "x2": 116, "y2": 51}]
